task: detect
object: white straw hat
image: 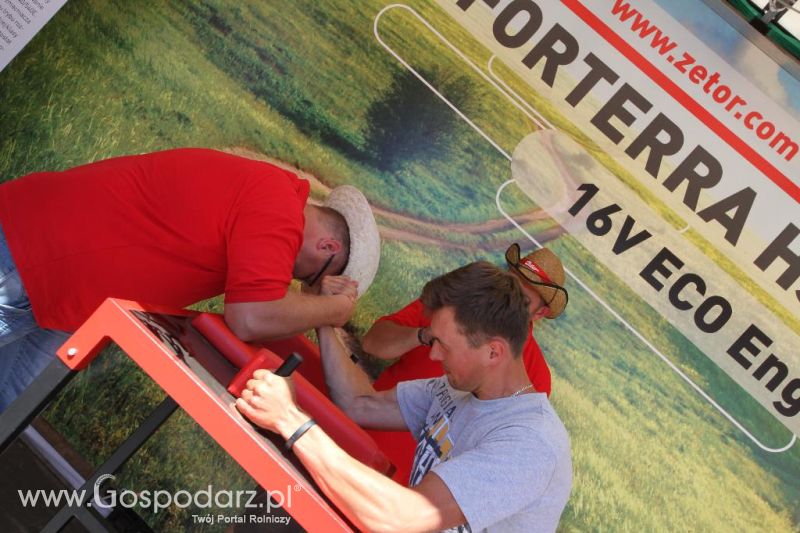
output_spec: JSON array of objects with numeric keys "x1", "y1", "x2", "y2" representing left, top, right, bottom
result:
[{"x1": 324, "y1": 185, "x2": 381, "y2": 296}]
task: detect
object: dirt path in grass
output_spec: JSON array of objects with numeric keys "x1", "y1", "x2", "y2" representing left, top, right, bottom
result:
[{"x1": 226, "y1": 147, "x2": 563, "y2": 250}]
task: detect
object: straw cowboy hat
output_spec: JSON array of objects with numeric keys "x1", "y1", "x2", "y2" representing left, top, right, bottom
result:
[
  {"x1": 505, "y1": 243, "x2": 568, "y2": 319},
  {"x1": 324, "y1": 185, "x2": 381, "y2": 296}
]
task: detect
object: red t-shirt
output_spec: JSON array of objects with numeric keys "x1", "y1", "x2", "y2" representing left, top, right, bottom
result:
[
  {"x1": 368, "y1": 298, "x2": 552, "y2": 483},
  {"x1": 0, "y1": 148, "x2": 310, "y2": 331}
]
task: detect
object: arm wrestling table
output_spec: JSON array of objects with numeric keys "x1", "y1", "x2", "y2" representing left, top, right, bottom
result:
[{"x1": 0, "y1": 298, "x2": 393, "y2": 532}]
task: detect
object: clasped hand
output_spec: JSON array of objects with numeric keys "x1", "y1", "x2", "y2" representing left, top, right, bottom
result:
[
  {"x1": 235, "y1": 369, "x2": 298, "y2": 434},
  {"x1": 302, "y1": 274, "x2": 358, "y2": 300}
]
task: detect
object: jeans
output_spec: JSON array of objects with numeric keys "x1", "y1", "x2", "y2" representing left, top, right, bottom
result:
[{"x1": 0, "y1": 225, "x2": 69, "y2": 412}]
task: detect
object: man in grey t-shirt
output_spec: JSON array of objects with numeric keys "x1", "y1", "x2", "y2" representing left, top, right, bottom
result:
[
  {"x1": 237, "y1": 261, "x2": 573, "y2": 532},
  {"x1": 400, "y1": 377, "x2": 571, "y2": 532}
]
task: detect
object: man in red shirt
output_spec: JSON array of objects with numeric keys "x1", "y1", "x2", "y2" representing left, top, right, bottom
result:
[
  {"x1": 361, "y1": 243, "x2": 568, "y2": 482},
  {"x1": 0, "y1": 148, "x2": 380, "y2": 411}
]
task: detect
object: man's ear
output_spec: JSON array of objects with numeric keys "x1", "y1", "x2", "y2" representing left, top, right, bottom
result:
[
  {"x1": 318, "y1": 237, "x2": 343, "y2": 255},
  {"x1": 532, "y1": 305, "x2": 551, "y2": 321},
  {"x1": 486, "y1": 338, "x2": 509, "y2": 366}
]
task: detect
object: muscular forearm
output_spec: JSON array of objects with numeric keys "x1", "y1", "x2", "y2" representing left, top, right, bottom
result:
[
  {"x1": 317, "y1": 326, "x2": 375, "y2": 409},
  {"x1": 225, "y1": 291, "x2": 352, "y2": 341},
  {"x1": 235, "y1": 364, "x2": 457, "y2": 530},
  {"x1": 317, "y1": 327, "x2": 407, "y2": 430},
  {"x1": 362, "y1": 321, "x2": 425, "y2": 360},
  {"x1": 279, "y1": 409, "x2": 446, "y2": 533}
]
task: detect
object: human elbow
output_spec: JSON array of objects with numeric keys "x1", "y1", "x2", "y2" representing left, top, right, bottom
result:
[
  {"x1": 350, "y1": 502, "x2": 405, "y2": 533},
  {"x1": 224, "y1": 312, "x2": 259, "y2": 342},
  {"x1": 334, "y1": 395, "x2": 359, "y2": 421},
  {"x1": 336, "y1": 396, "x2": 375, "y2": 428},
  {"x1": 224, "y1": 299, "x2": 292, "y2": 342},
  {"x1": 224, "y1": 304, "x2": 276, "y2": 342},
  {"x1": 360, "y1": 504, "x2": 428, "y2": 533},
  {"x1": 361, "y1": 334, "x2": 381, "y2": 358},
  {"x1": 365, "y1": 519, "x2": 407, "y2": 533},
  {"x1": 362, "y1": 331, "x2": 393, "y2": 360}
]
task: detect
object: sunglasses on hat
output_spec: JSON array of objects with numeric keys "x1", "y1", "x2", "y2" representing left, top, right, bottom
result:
[{"x1": 505, "y1": 243, "x2": 569, "y2": 310}]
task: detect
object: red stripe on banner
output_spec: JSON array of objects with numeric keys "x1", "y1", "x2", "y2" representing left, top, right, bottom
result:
[{"x1": 561, "y1": 0, "x2": 800, "y2": 204}]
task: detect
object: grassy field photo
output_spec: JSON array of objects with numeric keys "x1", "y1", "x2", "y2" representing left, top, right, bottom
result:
[{"x1": 1, "y1": 0, "x2": 798, "y2": 531}]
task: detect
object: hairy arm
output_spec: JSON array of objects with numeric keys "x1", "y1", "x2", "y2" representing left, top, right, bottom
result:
[
  {"x1": 317, "y1": 326, "x2": 407, "y2": 430},
  {"x1": 236, "y1": 376, "x2": 466, "y2": 533},
  {"x1": 286, "y1": 409, "x2": 465, "y2": 533},
  {"x1": 224, "y1": 289, "x2": 354, "y2": 341},
  {"x1": 362, "y1": 320, "x2": 429, "y2": 360}
]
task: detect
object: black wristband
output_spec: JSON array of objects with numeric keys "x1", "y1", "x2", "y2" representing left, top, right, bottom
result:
[{"x1": 284, "y1": 419, "x2": 317, "y2": 450}]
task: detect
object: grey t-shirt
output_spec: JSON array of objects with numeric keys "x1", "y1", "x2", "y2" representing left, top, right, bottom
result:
[{"x1": 397, "y1": 377, "x2": 572, "y2": 533}]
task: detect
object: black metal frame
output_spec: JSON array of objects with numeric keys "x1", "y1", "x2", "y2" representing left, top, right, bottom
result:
[
  {"x1": 0, "y1": 358, "x2": 177, "y2": 533},
  {"x1": 0, "y1": 358, "x2": 74, "y2": 454}
]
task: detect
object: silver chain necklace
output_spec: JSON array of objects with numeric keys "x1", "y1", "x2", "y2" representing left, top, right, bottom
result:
[{"x1": 511, "y1": 384, "x2": 534, "y2": 397}]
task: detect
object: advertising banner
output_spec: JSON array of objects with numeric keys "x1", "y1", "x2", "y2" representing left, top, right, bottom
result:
[
  {"x1": 434, "y1": 0, "x2": 800, "y2": 434},
  {"x1": 0, "y1": 0, "x2": 798, "y2": 531},
  {"x1": 0, "y1": 0, "x2": 68, "y2": 72}
]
